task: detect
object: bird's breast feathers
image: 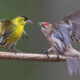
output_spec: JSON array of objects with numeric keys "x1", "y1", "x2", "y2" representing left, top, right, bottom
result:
[{"x1": 8, "y1": 26, "x2": 24, "y2": 43}]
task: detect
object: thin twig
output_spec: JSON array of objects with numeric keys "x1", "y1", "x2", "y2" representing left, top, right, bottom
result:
[{"x1": 0, "y1": 52, "x2": 66, "y2": 62}]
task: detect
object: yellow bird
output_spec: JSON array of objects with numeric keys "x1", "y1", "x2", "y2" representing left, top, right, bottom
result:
[{"x1": 0, "y1": 16, "x2": 32, "y2": 52}]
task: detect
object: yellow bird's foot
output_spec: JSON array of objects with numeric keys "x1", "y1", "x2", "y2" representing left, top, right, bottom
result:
[
  {"x1": 12, "y1": 49, "x2": 22, "y2": 53},
  {"x1": 7, "y1": 49, "x2": 22, "y2": 53}
]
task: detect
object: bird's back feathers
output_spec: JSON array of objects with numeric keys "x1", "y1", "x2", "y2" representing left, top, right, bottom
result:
[{"x1": 0, "y1": 20, "x2": 13, "y2": 46}]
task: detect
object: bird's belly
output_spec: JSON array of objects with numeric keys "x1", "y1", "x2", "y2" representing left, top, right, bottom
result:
[{"x1": 7, "y1": 27, "x2": 23, "y2": 45}]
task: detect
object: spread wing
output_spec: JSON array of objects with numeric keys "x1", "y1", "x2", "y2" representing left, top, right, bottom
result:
[
  {"x1": 0, "y1": 20, "x2": 13, "y2": 44},
  {"x1": 63, "y1": 10, "x2": 80, "y2": 42}
]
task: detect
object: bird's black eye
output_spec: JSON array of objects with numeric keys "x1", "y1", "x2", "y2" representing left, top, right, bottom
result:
[{"x1": 21, "y1": 16, "x2": 28, "y2": 21}]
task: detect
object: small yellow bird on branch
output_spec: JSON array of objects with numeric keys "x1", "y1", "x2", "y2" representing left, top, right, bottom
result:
[{"x1": 0, "y1": 16, "x2": 32, "y2": 52}]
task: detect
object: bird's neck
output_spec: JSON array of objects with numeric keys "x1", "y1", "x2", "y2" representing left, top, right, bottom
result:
[{"x1": 45, "y1": 29, "x2": 53, "y2": 38}]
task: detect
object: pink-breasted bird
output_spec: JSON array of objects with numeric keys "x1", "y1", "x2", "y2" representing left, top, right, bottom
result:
[{"x1": 39, "y1": 9, "x2": 80, "y2": 76}]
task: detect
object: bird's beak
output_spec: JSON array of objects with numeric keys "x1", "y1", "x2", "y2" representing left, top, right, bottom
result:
[
  {"x1": 38, "y1": 22, "x2": 43, "y2": 26},
  {"x1": 26, "y1": 20, "x2": 33, "y2": 24},
  {"x1": 38, "y1": 22, "x2": 45, "y2": 28}
]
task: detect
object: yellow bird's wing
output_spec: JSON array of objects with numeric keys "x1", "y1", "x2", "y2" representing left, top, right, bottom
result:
[
  {"x1": 0, "y1": 20, "x2": 13, "y2": 44},
  {"x1": 0, "y1": 20, "x2": 12, "y2": 35}
]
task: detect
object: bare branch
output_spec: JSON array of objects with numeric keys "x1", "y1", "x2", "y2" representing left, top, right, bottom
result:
[{"x1": 0, "y1": 52, "x2": 66, "y2": 62}]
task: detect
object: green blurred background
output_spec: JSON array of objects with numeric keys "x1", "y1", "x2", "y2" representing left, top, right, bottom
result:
[{"x1": 0, "y1": 0, "x2": 80, "y2": 80}]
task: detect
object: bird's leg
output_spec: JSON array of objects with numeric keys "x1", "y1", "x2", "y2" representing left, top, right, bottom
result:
[
  {"x1": 42, "y1": 50, "x2": 49, "y2": 58},
  {"x1": 51, "y1": 41, "x2": 65, "y2": 61},
  {"x1": 43, "y1": 47, "x2": 53, "y2": 53},
  {"x1": 42, "y1": 48, "x2": 53, "y2": 58},
  {"x1": 11, "y1": 44, "x2": 22, "y2": 53},
  {"x1": 42, "y1": 46, "x2": 61, "y2": 59},
  {"x1": 5, "y1": 46, "x2": 11, "y2": 52},
  {"x1": 51, "y1": 44, "x2": 60, "y2": 60}
]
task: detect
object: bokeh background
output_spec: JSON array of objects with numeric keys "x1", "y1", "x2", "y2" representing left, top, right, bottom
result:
[{"x1": 0, "y1": 0, "x2": 80, "y2": 80}]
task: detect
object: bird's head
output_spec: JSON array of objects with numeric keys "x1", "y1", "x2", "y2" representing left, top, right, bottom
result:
[
  {"x1": 12, "y1": 16, "x2": 32, "y2": 26},
  {"x1": 39, "y1": 22, "x2": 53, "y2": 37}
]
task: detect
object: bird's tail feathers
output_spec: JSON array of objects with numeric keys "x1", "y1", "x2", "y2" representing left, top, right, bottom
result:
[{"x1": 66, "y1": 57, "x2": 80, "y2": 76}]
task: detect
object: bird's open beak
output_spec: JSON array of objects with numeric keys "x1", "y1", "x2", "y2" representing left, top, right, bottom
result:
[{"x1": 26, "y1": 20, "x2": 33, "y2": 24}]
